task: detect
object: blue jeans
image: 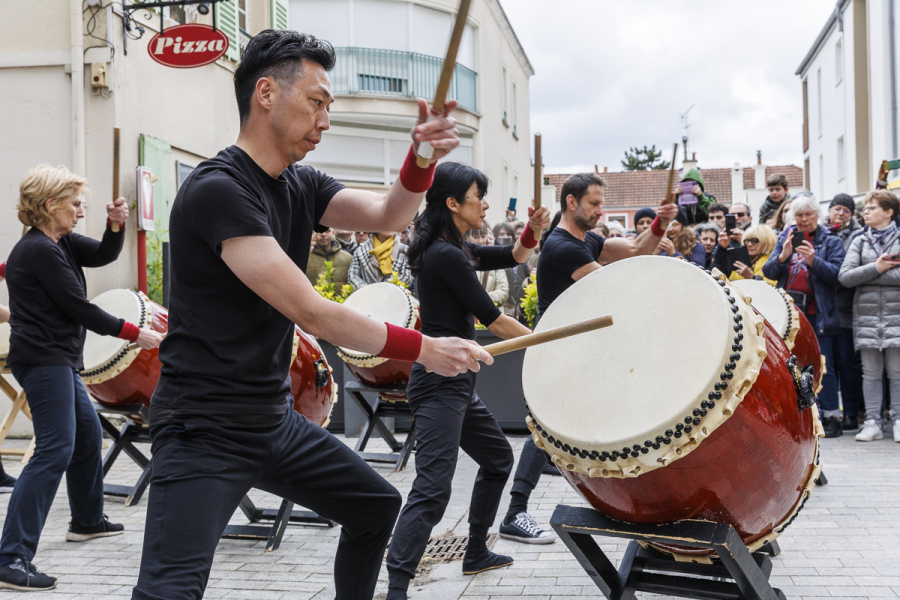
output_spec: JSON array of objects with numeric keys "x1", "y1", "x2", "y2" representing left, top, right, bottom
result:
[
  {"x1": 834, "y1": 327, "x2": 864, "y2": 417},
  {"x1": 815, "y1": 333, "x2": 841, "y2": 417},
  {"x1": 0, "y1": 365, "x2": 105, "y2": 562}
]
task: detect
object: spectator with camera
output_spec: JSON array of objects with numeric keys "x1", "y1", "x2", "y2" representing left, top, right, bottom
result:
[
  {"x1": 655, "y1": 208, "x2": 705, "y2": 267},
  {"x1": 712, "y1": 224, "x2": 777, "y2": 285},
  {"x1": 763, "y1": 192, "x2": 846, "y2": 437},
  {"x1": 838, "y1": 190, "x2": 900, "y2": 442}
]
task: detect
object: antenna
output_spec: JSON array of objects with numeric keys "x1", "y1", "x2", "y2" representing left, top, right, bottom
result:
[{"x1": 680, "y1": 104, "x2": 694, "y2": 140}]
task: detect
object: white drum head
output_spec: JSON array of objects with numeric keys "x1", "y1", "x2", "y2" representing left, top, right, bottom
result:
[
  {"x1": 730, "y1": 279, "x2": 791, "y2": 339},
  {"x1": 0, "y1": 322, "x2": 10, "y2": 368},
  {"x1": 81, "y1": 289, "x2": 147, "y2": 383},
  {"x1": 337, "y1": 283, "x2": 416, "y2": 360},
  {"x1": 523, "y1": 257, "x2": 767, "y2": 478}
]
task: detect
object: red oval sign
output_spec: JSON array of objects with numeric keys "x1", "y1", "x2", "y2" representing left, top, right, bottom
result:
[{"x1": 148, "y1": 24, "x2": 229, "y2": 69}]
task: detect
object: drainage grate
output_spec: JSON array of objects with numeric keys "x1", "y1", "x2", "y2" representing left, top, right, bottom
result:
[{"x1": 385, "y1": 534, "x2": 498, "y2": 563}]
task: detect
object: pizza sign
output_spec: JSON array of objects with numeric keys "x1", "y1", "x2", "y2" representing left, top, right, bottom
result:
[{"x1": 148, "y1": 24, "x2": 229, "y2": 69}]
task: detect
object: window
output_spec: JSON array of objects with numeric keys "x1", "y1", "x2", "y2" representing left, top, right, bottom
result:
[
  {"x1": 835, "y1": 38, "x2": 843, "y2": 84},
  {"x1": 511, "y1": 81, "x2": 518, "y2": 137},
  {"x1": 837, "y1": 136, "x2": 845, "y2": 181},
  {"x1": 238, "y1": 0, "x2": 248, "y2": 31},
  {"x1": 502, "y1": 66, "x2": 508, "y2": 125},
  {"x1": 819, "y1": 154, "x2": 824, "y2": 197},
  {"x1": 513, "y1": 173, "x2": 519, "y2": 201},
  {"x1": 817, "y1": 68, "x2": 823, "y2": 138}
]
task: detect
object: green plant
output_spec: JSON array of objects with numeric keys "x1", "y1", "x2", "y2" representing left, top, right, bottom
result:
[
  {"x1": 145, "y1": 222, "x2": 169, "y2": 305},
  {"x1": 520, "y1": 275, "x2": 539, "y2": 329},
  {"x1": 314, "y1": 261, "x2": 353, "y2": 303}
]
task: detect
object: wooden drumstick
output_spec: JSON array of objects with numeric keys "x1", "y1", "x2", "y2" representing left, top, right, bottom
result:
[
  {"x1": 111, "y1": 127, "x2": 121, "y2": 233},
  {"x1": 126, "y1": 331, "x2": 166, "y2": 351},
  {"x1": 415, "y1": 0, "x2": 473, "y2": 168},
  {"x1": 661, "y1": 142, "x2": 679, "y2": 205},
  {"x1": 480, "y1": 314, "x2": 613, "y2": 358},
  {"x1": 533, "y1": 133, "x2": 542, "y2": 210}
]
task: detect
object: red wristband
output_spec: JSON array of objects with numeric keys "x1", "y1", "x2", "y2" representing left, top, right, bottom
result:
[
  {"x1": 107, "y1": 218, "x2": 125, "y2": 231},
  {"x1": 650, "y1": 216, "x2": 666, "y2": 237},
  {"x1": 399, "y1": 145, "x2": 436, "y2": 193},
  {"x1": 117, "y1": 322, "x2": 140, "y2": 343},
  {"x1": 0, "y1": 262, "x2": 6, "y2": 279},
  {"x1": 520, "y1": 225, "x2": 538, "y2": 249},
  {"x1": 378, "y1": 322, "x2": 423, "y2": 362}
]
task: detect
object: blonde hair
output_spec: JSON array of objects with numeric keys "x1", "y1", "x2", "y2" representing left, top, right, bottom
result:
[
  {"x1": 17, "y1": 165, "x2": 88, "y2": 228},
  {"x1": 742, "y1": 224, "x2": 777, "y2": 257}
]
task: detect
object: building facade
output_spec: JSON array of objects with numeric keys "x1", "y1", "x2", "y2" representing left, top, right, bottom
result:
[{"x1": 797, "y1": 0, "x2": 900, "y2": 201}]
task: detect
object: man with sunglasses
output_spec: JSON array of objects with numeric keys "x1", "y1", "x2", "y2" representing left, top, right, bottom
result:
[{"x1": 730, "y1": 203, "x2": 753, "y2": 230}]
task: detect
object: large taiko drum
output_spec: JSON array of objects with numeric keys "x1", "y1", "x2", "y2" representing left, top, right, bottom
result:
[
  {"x1": 730, "y1": 278, "x2": 824, "y2": 392},
  {"x1": 0, "y1": 322, "x2": 9, "y2": 372},
  {"x1": 81, "y1": 289, "x2": 337, "y2": 427},
  {"x1": 522, "y1": 257, "x2": 823, "y2": 560},
  {"x1": 336, "y1": 283, "x2": 420, "y2": 399}
]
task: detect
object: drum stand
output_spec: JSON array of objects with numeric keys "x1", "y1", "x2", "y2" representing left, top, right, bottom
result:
[
  {"x1": 222, "y1": 496, "x2": 335, "y2": 551},
  {"x1": 0, "y1": 371, "x2": 35, "y2": 464},
  {"x1": 94, "y1": 404, "x2": 154, "y2": 506},
  {"x1": 550, "y1": 505, "x2": 787, "y2": 600},
  {"x1": 345, "y1": 380, "x2": 415, "y2": 471}
]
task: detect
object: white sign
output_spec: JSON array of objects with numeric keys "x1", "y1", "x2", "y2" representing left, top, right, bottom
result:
[{"x1": 136, "y1": 166, "x2": 156, "y2": 231}]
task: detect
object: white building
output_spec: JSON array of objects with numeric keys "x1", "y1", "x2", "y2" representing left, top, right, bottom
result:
[{"x1": 797, "y1": 0, "x2": 900, "y2": 201}]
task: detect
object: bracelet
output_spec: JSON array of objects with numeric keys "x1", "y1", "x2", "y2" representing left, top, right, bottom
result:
[
  {"x1": 650, "y1": 216, "x2": 666, "y2": 237},
  {"x1": 399, "y1": 145, "x2": 436, "y2": 193},
  {"x1": 0, "y1": 262, "x2": 5, "y2": 279},
  {"x1": 378, "y1": 323, "x2": 423, "y2": 362},
  {"x1": 520, "y1": 225, "x2": 538, "y2": 249},
  {"x1": 117, "y1": 322, "x2": 140, "y2": 343},
  {"x1": 107, "y1": 218, "x2": 125, "y2": 231}
]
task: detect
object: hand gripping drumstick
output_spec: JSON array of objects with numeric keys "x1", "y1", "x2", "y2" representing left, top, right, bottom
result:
[
  {"x1": 426, "y1": 315, "x2": 613, "y2": 373},
  {"x1": 415, "y1": 0, "x2": 473, "y2": 168}
]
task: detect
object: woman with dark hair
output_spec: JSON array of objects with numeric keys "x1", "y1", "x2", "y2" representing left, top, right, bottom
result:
[
  {"x1": 655, "y1": 208, "x2": 706, "y2": 267},
  {"x1": 388, "y1": 162, "x2": 549, "y2": 598}
]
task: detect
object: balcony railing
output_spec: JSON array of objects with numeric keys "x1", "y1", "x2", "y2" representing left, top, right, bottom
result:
[{"x1": 332, "y1": 47, "x2": 478, "y2": 114}]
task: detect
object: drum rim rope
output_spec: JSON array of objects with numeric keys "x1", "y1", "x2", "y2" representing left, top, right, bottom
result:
[
  {"x1": 80, "y1": 290, "x2": 149, "y2": 385},
  {"x1": 336, "y1": 284, "x2": 418, "y2": 367},
  {"x1": 524, "y1": 264, "x2": 769, "y2": 480}
]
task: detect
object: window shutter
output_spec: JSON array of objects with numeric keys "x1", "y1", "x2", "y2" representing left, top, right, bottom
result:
[
  {"x1": 215, "y1": 0, "x2": 240, "y2": 62},
  {"x1": 138, "y1": 134, "x2": 173, "y2": 229},
  {"x1": 271, "y1": 0, "x2": 289, "y2": 30}
]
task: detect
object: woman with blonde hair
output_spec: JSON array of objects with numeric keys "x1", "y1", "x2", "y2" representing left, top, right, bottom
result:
[
  {"x1": 713, "y1": 224, "x2": 777, "y2": 284},
  {"x1": 0, "y1": 165, "x2": 162, "y2": 590}
]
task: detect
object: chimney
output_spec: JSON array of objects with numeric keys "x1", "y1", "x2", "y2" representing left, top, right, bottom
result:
[
  {"x1": 594, "y1": 165, "x2": 599, "y2": 173},
  {"x1": 603, "y1": 166, "x2": 608, "y2": 173},
  {"x1": 731, "y1": 162, "x2": 744, "y2": 204},
  {"x1": 757, "y1": 150, "x2": 762, "y2": 165},
  {"x1": 682, "y1": 152, "x2": 698, "y2": 174},
  {"x1": 753, "y1": 152, "x2": 766, "y2": 189}
]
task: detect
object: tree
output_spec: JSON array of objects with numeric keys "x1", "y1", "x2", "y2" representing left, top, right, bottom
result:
[{"x1": 621, "y1": 145, "x2": 671, "y2": 171}]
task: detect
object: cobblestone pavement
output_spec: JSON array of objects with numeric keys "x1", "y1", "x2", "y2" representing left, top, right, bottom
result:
[{"x1": 0, "y1": 424, "x2": 897, "y2": 599}]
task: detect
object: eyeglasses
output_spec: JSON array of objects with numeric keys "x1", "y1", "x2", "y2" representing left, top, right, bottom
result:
[
  {"x1": 863, "y1": 205, "x2": 880, "y2": 212},
  {"x1": 730, "y1": 212, "x2": 748, "y2": 217},
  {"x1": 745, "y1": 238, "x2": 760, "y2": 244}
]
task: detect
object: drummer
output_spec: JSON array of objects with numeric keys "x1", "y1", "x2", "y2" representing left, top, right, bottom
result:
[
  {"x1": 0, "y1": 165, "x2": 163, "y2": 591},
  {"x1": 131, "y1": 31, "x2": 487, "y2": 600},
  {"x1": 385, "y1": 163, "x2": 550, "y2": 598},
  {"x1": 0, "y1": 265, "x2": 17, "y2": 495},
  {"x1": 499, "y1": 174, "x2": 678, "y2": 544}
]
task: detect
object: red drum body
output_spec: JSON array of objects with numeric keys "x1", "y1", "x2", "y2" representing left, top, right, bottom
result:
[
  {"x1": 81, "y1": 291, "x2": 168, "y2": 420},
  {"x1": 290, "y1": 327, "x2": 337, "y2": 427},
  {"x1": 523, "y1": 258, "x2": 823, "y2": 560},
  {"x1": 793, "y1": 311, "x2": 823, "y2": 391},
  {"x1": 337, "y1": 283, "x2": 420, "y2": 399}
]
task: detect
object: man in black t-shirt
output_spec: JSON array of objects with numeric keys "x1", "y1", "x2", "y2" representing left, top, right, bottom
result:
[
  {"x1": 499, "y1": 173, "x2": 678, "y2": 544},
  {"x1": 132, "y1": 31, "x2": 492, "y2": 600}
]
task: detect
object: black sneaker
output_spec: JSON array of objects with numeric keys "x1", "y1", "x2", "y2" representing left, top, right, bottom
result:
[
  {"x1": 841, "y1": 414, "x2": 859, "y2": 431},
  {"x1": 66, "y1": 514, "x2": 124, "y2": 541},
  {"x1": 823, "y1": 416, "x2": 843, "y2": 438},
  {"x1": 541, "y1": 464, "x2": 562, "y2": 477},
  {"x1": 0, "y1": 472, "x2": 15, "y2": 493},
  {"x1": 0, "y1": 557, "x2": 57, "y2": 591},
  {"x1": 461, "y1": 549, "x2": 513, "y2": 575},
  {"x1": 499, "y1": 512, "x2": 555, "y2": 544}
]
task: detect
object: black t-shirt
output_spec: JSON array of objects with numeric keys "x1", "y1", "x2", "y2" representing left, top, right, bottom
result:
[
  {"x1": 536, "y1": 228, "x2": 604, "y2": 316},
  {"x1": 416, "y1": 241, "x2": 517, "y2": 340},
  {"x1": 150, "y1": 145, "x2": 344, "y2": 426},
  {"x1": 6, "y1": 226, "x2": 125, "y2": 370}
]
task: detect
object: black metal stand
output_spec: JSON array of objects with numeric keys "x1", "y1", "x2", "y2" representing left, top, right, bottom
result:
[
  {"x1": 222, "y1": 495, "x2": 335, "y2": 551},
  {"x1": 550, "y1": 505, "x2": 786, "y2": 600},
  {"x1": 345, "y1": 380, "x2": 415, "y2": 471},
  {"x1": 94, "y1": 404, "x2": 153, "y2": 507}
]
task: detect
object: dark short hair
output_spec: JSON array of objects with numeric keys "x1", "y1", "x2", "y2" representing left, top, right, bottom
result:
[
  {"x1": 234, "y1": 30, "x2": 336, "y2": 126},
  {"x1": 708, "y1": 202, "x2": 729, "y2": 216},
  {"x1": 559, "y1": 173, "x2": 606, "y2": 212},
  {"x1": 766, "y1": 173, "x2": 789, "y2": 189}
]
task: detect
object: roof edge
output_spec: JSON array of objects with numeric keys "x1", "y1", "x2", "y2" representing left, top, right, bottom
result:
[
  {"x1": 489, "y1": 0, "x2": 534, "y2": 77},
  {"x1": 796, "y1": 0, "x2": 849, "y2": 77}
]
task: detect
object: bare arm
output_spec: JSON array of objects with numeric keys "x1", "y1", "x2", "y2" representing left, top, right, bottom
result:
[
  {"x1": 599, "y1": 202, "x2": 677, "y2": 264},
  {"x1": 0, "y1": 304, "x2": 8, "y2": 324},
  {"x1": 572, "y1": 261, "x2": 603, "y2": 281},
  {"x1": 221, "y1": 236, "x2": 491, "y2": 376},
  {"x1": 487, "y1": 314, "x2": 532, "y2": 339},
  {"x1": 511, "y1": 206, "x2": 551, "y2": 263}
]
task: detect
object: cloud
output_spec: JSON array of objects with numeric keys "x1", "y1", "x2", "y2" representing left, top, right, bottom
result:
[{"x1": 502, "y1": 0, "x2": 835, "y2": 173}]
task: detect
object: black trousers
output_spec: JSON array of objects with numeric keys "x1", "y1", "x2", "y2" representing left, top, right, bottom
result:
[
  {"x1": 510, "y1": 436, "x2": 550, "y2": 501},
  {"x1": 131, "y1": 410, "x2": 402, "y2": 600},
  {"x1": 386, "y1": 368, "x2": 514, "y2": 580}
]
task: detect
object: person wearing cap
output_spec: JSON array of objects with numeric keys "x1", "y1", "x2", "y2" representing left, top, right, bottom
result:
[
  {"x1": 634, "y1": 208, "x2": 656, "y2": 235},
  {"x1": 655, "y1": 208, "x2": 706, "y2": 267},
  {"x1": 827, "y1": 193, "x2": 865, "y2": 431}
]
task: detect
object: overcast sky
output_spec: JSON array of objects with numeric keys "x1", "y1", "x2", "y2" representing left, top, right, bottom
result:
[{"x1": 501, "y1": 1, "x2": 837, "y2": 174}]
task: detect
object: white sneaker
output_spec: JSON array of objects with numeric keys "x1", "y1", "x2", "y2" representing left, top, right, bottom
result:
[
  {"x1": 855, "y1": 420, "x2": 883, "y2": 442},
  {"x1": 893, "y1": 420, "x2": 900, "y2": 443}
]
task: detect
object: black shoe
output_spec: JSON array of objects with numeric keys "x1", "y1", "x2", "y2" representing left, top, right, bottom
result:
[
  {"x1": 0, "y1": 557, "x2": 57, "y2": 591},
  {"x1": 66, "y1": 514, "x2": 124, "y2": 542},
  {"x1": 0, "y1": 472, "x2": 16, "y2": 493},
  {"x1": 541, "y1": 464, "x2": 562, "y2": 476},
  {"x1": 823, "y1": 417, "x2": 843, "y2": 438},
  {"x1": 841, "y1": 414, "x2": 859, "y2": 431},
  {"x1": 462, "y1": 549, "x2": 513, "y2": 575}
]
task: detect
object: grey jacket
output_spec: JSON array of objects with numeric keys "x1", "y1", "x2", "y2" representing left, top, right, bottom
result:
[
  {"x1": 838, "y1": 228, "x2": 900, "y2": 350},
  {"x1": 831, "y1": 218, "x2": 864, "y2": 327}
]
